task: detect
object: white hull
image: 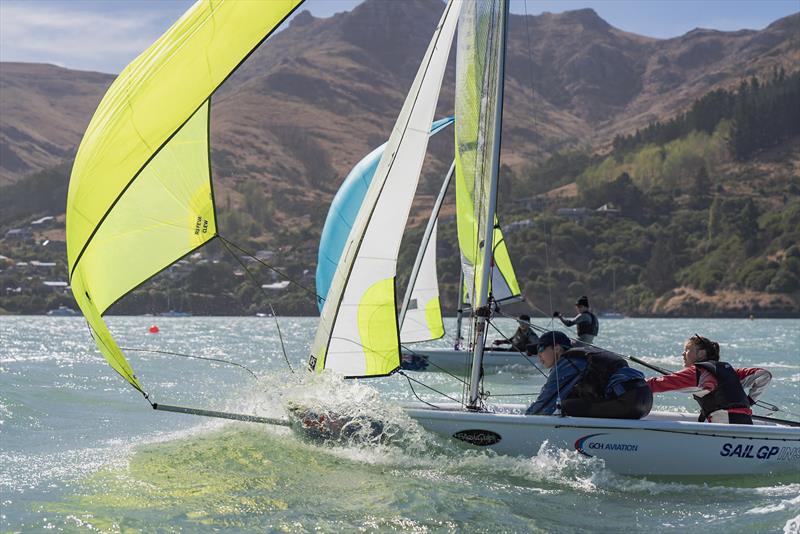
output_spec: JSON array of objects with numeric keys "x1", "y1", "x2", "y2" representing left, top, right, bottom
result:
[
  {"x1": 401, "y1": 348, "x2": 537, "y2": 374},
  {"x1": 404, "y1": 403, "x2": 800, "y2": 476}
]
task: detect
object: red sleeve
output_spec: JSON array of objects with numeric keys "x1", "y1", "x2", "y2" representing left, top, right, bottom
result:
[
  {"x1": 736, "y1": 367, "x2": 764, "y2": 380},
  {"x1": 646, "y1": 366, "x2": 704, "y2": 393}
]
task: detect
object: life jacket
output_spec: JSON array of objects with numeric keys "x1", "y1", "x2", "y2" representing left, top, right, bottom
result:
[
  {"x1": 577, "y1": 312, "x2": 599, "y2": 337},
  {"x1": 511, "y1": 328, "x2": 538, "y2": 352},
  {"x1": 692, "y1": 361, "x2": 750, "y2": 421},
  {"x1": 564, "y1": 348, "x2": 627, "y2": 401}
]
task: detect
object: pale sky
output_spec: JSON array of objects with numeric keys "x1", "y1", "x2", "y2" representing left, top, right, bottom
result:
[{"x1": 0, "y1": 0, "x2": 797, "y2": 74}]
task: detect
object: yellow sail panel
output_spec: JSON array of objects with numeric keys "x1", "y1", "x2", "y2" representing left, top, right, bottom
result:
[
  {"x1": 70, "y1": 273, "x2": 142, "y2": 391},
  {"x1": 73, "y1": 102, "x2": 215, "y2": 314},
  {"x1": 357, "y1": 278, "x2": 399, "y2": 376},
  {"x1": 67, "y1": 0, "x2": 302, "y2": 269},
  {"x1": 455, "y1": 0, "x2": 519, "y2": 305}
]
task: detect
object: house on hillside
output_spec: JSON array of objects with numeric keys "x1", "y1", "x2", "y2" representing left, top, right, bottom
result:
[
  {"x1": 556, "y1": 207, "x2": 588, "y2": 220},
  {"x1": 4, "y1": 228, "x2": 33, "y2": 242},
  {"x1": 596, "y1": 203, "x2": 621, "y2": 216},
  {"x1": 30, "y1": 216, "x2": 55, "y2": 228}
]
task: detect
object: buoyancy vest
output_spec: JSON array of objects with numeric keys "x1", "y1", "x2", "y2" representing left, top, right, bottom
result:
[
  {"x1": 692, "y1": 361, "x2": 751, "y2": 421},
  {"x1": 577, "y1": 312, "x2": 599, "y2": 337},
  {"x1": 564, "y1": 348, "x2": 627, "y2": 401},
  {"x1": 511, "y1": 328, "x2": 539, "y2": 352}
]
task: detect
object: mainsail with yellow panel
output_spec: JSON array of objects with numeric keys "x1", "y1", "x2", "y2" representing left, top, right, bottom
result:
[
  {"x1": 309, "y1": 0, "x2": 462, "y2": 377},
  {"x1": 67, "y1": 0, "x2": 303, "y2": 394}
]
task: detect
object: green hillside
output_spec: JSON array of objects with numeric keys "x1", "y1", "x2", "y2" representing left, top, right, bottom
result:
[{"x1": 1, "y1": 72, "x2": 798, "y2": 316}]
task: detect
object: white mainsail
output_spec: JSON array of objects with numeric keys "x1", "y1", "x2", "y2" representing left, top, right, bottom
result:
[{"x1": 310, "y1": 0, "x2": 462, "y2": 377}]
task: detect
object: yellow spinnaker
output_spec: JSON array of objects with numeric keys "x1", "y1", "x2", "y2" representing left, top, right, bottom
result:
[{"x1": 67, "y1": 0, "x2": 302, "y2": 391}]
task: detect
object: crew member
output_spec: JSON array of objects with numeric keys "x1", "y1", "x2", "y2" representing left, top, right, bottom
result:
[
  {"x1": 647, "y1": 334, "x2": 772, "y2": 424},
  {"x1": 554, "y1": 295, "x2": 599, "y2": 344},
  {"x1": 493, "y1": 314, "x2": 539, "y2": 354},
  {"x1": 526, "y1": 331, "x2": 652, "y2": 419}
]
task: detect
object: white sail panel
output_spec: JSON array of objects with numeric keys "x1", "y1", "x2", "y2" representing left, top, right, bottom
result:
[
  {"x1": 310, "y1": 0, "x2": 461, "y2": 377},
  {"x1": 400, "y1": 221, "x2": 444, "y2": 343}
]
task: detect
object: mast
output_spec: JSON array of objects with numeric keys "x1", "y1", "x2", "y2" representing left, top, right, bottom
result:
[
  {"x1": 454, "y1": 269, "x2": 465, "y2": 349},
  {"x1": 467, "y1": 0, "x2": 509, "y2": 409},
  {"x1": 399, "y1": 160, "x2": 456, "y2": 330}
]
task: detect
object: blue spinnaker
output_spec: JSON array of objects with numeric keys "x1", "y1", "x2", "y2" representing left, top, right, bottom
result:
[{"x1": 316, "y1": 116, "x2": 454, "y2": 311}]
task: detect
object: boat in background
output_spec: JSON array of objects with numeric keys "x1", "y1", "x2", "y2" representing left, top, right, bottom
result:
[
  {"x1": 158, "y1": 310, "x2": 192, "y2": 317},
  {"x1": 46, "y1": 305, "x2": 79, "y2": 317},
  {"x1": 598, "y1": 311, "x2": 625, "y2": 319}
]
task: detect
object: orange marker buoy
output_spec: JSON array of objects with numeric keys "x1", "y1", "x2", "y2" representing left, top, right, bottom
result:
[{"x1": 149, "y1": 325, "x2": 160, "y2": 334}]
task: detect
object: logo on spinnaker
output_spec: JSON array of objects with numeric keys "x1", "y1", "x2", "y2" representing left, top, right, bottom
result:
[
  {"x1": 194, "y1": 216, "x2": 209, "y2": 235},
  {"x1": 307, "y1": 355, "x2": 317, "y2": 371},
  {"x1": 453, "y1": 429, "x2": 501, "y2": 446}
]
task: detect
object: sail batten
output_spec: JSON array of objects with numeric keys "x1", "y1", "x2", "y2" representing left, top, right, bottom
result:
[{"x1": 311, "y1": 0, "x2": 462, "y2": 377}]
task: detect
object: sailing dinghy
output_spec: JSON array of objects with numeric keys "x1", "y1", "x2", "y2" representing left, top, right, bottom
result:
[
  {"x1": 65, "y1": 0, "x2": 798, "y2": 477},
  {"x1": 307, "y1": 0, "x2": 800, "y2": 476}
]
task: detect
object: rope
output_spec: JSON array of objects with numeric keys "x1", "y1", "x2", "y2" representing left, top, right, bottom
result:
[
  {"x1": 400, "y1": 344, "x2": 469, "y2": 386},
  {"x1": 398, "y1": 371, "x2": 464, "y2": 406},
  {"x1": 522, "y1": 0, "x2": 539, "y2": 158},
  {"x1": 218, "y1": 235, "x2": 322, "y2": 302},
  {"x1": 219, "y1": 236, "x2": 296, "y2": 375},
  {"x1": 120, "y1": 347, "x2": 260, "y2": 379}
]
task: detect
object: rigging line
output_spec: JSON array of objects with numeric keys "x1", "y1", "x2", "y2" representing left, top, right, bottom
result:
[
  {"x1": 218, "y1": 235, "x2": 322, "y2": 303},
  {"x1": 398, "y1": 371, "x2": 465, "y2": 406},
  {"x1": 522, "y1": 0, "x2": 539, "y2": 156},
  {"x1": 486, "y1": 392, "x2": 538, "y2": 397},
  {"x1": 120, "y1": 347, "x2": 259, "y2": 379},
  {"x1": 401, "y1": 373, "x2": 443, "y2": 409},
  {"x1": 399, "y1": 344, "x2": 470, "y2": 386},
  {"x1": 219, "y1": 236, "x2": 295, "y2": 376}
]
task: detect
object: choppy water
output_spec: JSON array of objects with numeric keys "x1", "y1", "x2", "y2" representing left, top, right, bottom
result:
[{"x1": 1, "y1": 316, "x2": 799, "y2": 533}]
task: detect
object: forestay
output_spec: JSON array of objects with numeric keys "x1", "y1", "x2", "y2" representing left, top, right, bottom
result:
[
  {"x1": 66, "y1": 0, "x2": 303, "y2": 391},
  {"x1": 454, "y1": 0, "x2": 520, "y2": 307},
  {"x1": 310, "y1": 0, "x2": 462, "y2": 377}
]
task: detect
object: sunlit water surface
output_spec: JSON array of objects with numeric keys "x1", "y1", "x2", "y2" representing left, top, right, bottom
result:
[{"x1": 1, "y1": 316, "x2": 798, "y2": 533}]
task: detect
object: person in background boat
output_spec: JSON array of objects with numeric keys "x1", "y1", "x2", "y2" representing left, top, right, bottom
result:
[
  {"x1": 646, "y1": 334, "x2": 772, "y2": 424},
  {"x1": 526, "y1": 331, "x2": 652, "y2": 419},
  {"x1": 492, "y1": 314, "x2": 539, "y2": 354},
  {"x1": 553, "y1": 296, "x2": 599, "y2": 345}
]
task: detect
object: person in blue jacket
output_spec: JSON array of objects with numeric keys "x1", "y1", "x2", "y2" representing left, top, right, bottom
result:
[{"x1": 526, "y1": 331, "x2": 652, "y2": 419}]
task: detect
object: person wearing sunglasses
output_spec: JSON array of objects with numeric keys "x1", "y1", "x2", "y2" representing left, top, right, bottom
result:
[
  {"x1": 646, "y1": 334, "x2": 772, "y2": 424},
  {"x1": 525, "y1": 331, "x2": 652, "y2": 418}
]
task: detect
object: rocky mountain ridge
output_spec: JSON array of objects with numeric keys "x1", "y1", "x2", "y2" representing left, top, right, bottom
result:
[{"x1": 1, "y1": 2, "x2": 797, "y2": 187}]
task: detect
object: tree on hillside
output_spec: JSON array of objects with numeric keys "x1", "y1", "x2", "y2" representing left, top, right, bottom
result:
[{"x1": 688, "y1": 165, "x2": 712, "y2": 209}]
